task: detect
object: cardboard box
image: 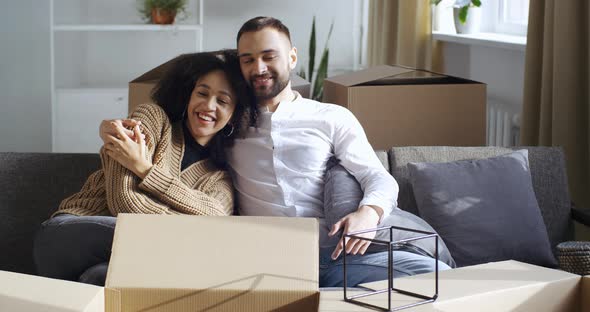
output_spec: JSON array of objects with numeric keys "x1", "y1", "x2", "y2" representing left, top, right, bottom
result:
[
  {"x1": 0, "y1": 270, "x2": 104, "y2": 311},
  {"x1": 323, "y1": 65, "x2": 486, "y2": 150},
  {"x1": 319, "y1": 260, "x2": 590, "y2": 312},
  {"x1": 105, "y1": 214, "x2": 319, "y2": 312},
  {"x1": 129, "y1": 56, "x2": 311, "y2": 114}
]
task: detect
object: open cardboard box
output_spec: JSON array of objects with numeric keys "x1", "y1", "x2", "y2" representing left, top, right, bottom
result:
[
  {"x1": 128, "y1": 53, "x2": 311, "y2": 114},
  {"x1": 5, "y1": 261, "x2": 588, "y2": 312},
  {"x1": 5, "y1": 215, "x2": 590, "y2": 311},
  {"x1": 319, "y1": 261, "x2": 590, "y2": 311},
  {"x1": 104, "y1": 214, "x2": 319, "y2": 312},
  {"x1": 1, "y1": 215, "x2": 319, "y2": 312},
  {"x1": 323, "y1": 65, "x2": 487, "y2": 150}
]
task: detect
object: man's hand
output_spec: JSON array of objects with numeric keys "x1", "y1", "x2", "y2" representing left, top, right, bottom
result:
[
  {"x1": 99, "y1": 119, "x2": 143, "y2": 143},
  {"x1": 328, "y1": 205, "x2": 382, "y2": 260}
]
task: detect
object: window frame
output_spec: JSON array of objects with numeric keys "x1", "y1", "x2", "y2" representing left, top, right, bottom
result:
[{"x1": 494, "y1": 0, "x2": 529, "y2": 36}]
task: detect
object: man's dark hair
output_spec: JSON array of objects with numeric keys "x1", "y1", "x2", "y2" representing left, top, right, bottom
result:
[
  {"x1": 236, "y1": 16, "x2": 292, "y2": 46},
  {"x1": 151, "y1": 50, "x2": 255, "y2": 169}
]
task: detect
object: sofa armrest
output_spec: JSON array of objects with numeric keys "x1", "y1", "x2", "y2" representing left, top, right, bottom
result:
[{"x1": 571, "y1": 206, "x2": 590, "y2": 227}]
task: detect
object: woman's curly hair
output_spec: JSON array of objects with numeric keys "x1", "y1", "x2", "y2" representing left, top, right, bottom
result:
[{"x1": 150, "y1": 50, "x2": 256, "y2": 169}]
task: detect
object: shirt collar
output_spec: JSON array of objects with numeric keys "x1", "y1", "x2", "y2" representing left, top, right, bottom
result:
[{"x1": 262, "y1": 91, "x2": 301, "y2": 114}]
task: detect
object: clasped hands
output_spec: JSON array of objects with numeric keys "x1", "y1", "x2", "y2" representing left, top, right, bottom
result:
[
  {"x1": 99, "y1": 119, "x2": 152, "y2": 179},
  {"x1": 328, "y1": 205, "x2": 382, "y2": 260}
]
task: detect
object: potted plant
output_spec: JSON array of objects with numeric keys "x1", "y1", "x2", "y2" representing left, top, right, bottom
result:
[
  {"x1": 298, "y1": 16, "x2": 334, "y2": 101},
  {"x1": 432, "y1": 0, "x2": 482, "y2": 34},
  {"x1": 138, "y1": 0, "x2": 188, "y2": 25}
]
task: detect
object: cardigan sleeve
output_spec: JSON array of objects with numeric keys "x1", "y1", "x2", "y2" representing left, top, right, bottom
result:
[
  {"x1": 101, "y1": 103, "x2": 232, "y2": 216},
  {"x1": 138, "y1": 165, "x2": 234, "y2": 216}
]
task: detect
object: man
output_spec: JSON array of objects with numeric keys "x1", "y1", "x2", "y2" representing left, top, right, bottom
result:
[{"x1": 100, "y1": 16, "x2": 449, "y2": 287}]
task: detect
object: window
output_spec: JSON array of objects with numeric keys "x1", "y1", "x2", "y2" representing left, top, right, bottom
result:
[
  {"x1": 495, "y1": 0, "x2": 529, "y2": 36},
  {"x1": 432, "y1": 0, "x2": 530, "y2": 37}
]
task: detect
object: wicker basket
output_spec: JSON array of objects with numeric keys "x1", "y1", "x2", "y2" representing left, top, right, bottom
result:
[{"x1": 557, "y1": 241, "x2": 590, "y2": 275}]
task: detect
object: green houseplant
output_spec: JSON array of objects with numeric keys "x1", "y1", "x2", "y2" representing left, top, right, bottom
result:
[
  {"x1": 138, "y1": 0, "x2": 188, "y2": 25},
  {"x1": 298, "y1": 17, "x2": 334, "y2": 101},
  {"x1": 432, "y1": 0, "x2": 482, "y2": 34},
  {"x1": 432, "y1": 0, "x2": 482, "y2": 24}
]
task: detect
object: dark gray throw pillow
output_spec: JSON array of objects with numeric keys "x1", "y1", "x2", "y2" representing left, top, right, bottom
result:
[
  {"x1": 408, "y1": 149, "x2": 557, "y2": 268},
  {"x1": 324, "y1": 162, "x2": 456, "y2": 268}
]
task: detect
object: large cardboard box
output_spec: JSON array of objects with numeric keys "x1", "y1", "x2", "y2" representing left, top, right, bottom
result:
[
  {"x1": 319, "y1": 260, "x2": 590, "y2": 312},
  {"x1": 0, "y1": 270, "x2": 104, "y2": 311},
  {"x1": 104, "y1": 214, "x2": 319, "y2": 312},
  {"x1": 323, "y1": 65, "x2": 486, "y2": 150},
  {"x1": 129, "y1": 56, "x2": 311, "y2": 114}
]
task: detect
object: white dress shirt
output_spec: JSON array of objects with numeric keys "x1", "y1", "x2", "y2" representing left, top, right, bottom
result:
[{"x1": 227, "y1": 93, "x2": 399, "y2": 247}]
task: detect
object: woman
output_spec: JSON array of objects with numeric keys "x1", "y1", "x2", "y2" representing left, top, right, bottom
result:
[{"x1": 33, "y1": 50, "x2": 253, "y2": 286}]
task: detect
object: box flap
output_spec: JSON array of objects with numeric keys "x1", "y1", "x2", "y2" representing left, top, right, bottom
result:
[
  {"x1": 129, "y1": 57, "x2": 177, "y2": 83},
  {"x1": 320, "y1": 261, "x2": 582, "y2": 311},
  {"x1": 0, "y1": 270, "x2": 104, "y2": 311},
  {"x1": 106, "y1": 214, "x2": 318, "y2": 311},
  {"x1": 324, "y1": 65, "x2": 415, "y2": 87},
  {"x1": 319, "y1": 289, "x2": 435, "y2": 311},
  {"x1": 359, "y1": 260, "x2": 580, "y2": 311}
]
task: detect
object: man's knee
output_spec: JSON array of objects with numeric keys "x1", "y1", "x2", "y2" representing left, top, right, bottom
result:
[
  {"x1": 392, "y1": 250, "x2": 451, "y2": 276},
  {"x1": 79, "y1": 262, "x2": 109, "y2": 286}
]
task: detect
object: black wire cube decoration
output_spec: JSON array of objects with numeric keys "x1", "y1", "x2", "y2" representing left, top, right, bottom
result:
[{"x1": 343, "y1": 225, "x2": 440, "y2": 311}]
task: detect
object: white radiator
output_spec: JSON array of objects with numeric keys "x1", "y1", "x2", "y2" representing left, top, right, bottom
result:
[{"x1": 487, "y1": 101, "x2": 521, "y2": 147}]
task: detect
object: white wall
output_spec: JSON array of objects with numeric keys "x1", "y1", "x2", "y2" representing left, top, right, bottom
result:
[
  {"x1": 440, "y1": 42, "x2": 525, "y2": 121},
  {"x1": 0, "y1": 0, "x2": 361, "y2": 152},
  {"x1": 0, "y1": 1, "x2": 52, "y2": 152}
]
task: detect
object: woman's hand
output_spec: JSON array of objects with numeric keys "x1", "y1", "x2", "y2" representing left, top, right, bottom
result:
[
  {"x1": 99, "y1": 118, "x2": 143, "y2": 143},
  {"x1": 103, "y1": 124, "x2": 153, "y2": 179}
]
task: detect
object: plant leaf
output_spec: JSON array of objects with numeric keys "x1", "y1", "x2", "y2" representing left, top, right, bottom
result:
[
  {"x1": 472, "y1": 0, "x2": 482, "y2": 7},
  {"x1": 324, "y1": 20, "x2": 334, "y2": 51},
  {"x1": 459, "y1": 5, "x2": 469, "y2": 24},
  {"x1": 308, "y1": 17, "x2": 316, "y2": 83},
  {"x1": 313, "y1": 49, "x2": 329, "y2": 101}
]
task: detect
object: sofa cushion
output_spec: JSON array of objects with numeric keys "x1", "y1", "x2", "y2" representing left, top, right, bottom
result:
[
  {"x1": 408, "y1": 149, "x2": 557, "y2": 267},
  {"x1": 389, "y1": 146, "x2": 573, "y2": 257},
  {"x1": 324, "y1": 163, "x2": 456, "y2": 268}
]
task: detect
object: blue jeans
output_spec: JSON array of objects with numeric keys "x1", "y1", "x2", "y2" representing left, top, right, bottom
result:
[
  {"x1": 33, "y1": 214, "x2": 116, "y2": 286},
  {"x1": 319, "y1": 247, "x2": 451, "y2": 287}
]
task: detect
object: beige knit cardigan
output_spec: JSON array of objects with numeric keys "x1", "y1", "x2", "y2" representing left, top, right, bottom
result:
[{"x1": 54, "y1": 103, "x2": 234, "y2": 217}]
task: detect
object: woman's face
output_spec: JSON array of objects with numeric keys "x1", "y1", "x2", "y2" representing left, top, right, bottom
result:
[{"x1": 186, "y1": 70, "x2": 237, "y2": 146}]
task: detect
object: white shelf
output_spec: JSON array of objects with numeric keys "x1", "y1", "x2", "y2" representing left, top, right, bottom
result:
[
  {"x1": 432, "y1": 31, "x2": 526, "y2": 52},
  {"x1": 50, "y1": 0, "x2": 204, "y2": 153},
  {"x1": 54, "y1": 24, "x2": 202, "y2": 32}
]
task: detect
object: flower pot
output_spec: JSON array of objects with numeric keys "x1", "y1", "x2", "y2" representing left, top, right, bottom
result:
[
  {"x1": 151, "y1": 8, "x2": 176, "y2": 25},
  {"x1": 453, "y1": 6, "x2": 481, "y2": 34}
]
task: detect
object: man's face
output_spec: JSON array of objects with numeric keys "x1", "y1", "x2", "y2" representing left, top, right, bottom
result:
[{"x1": 237, "y1": 28, "x2": 297, "y2": 101}]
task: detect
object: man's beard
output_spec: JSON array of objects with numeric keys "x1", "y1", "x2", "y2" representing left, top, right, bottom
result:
[{"x1": 250, "y1": 69, "x2": 290, "y2": 101}]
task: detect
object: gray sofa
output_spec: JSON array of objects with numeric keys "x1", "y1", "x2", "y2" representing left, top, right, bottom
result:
[{"x1": 1, "y1": 147, "x2": 588, "y2": 276}]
